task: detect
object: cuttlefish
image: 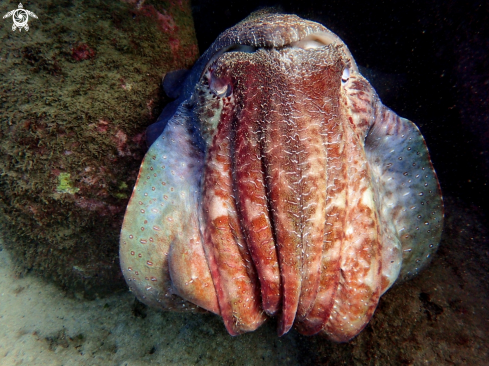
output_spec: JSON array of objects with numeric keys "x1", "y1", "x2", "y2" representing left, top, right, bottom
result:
[{"x1": 120, "y1": 12, "x2": 443, "y2": 342}]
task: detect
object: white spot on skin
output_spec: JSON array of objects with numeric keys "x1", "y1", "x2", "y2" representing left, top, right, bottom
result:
[
  {"x1": 341, "y1": 68, "x2": 350, "y2": 84},
  {"x1": 361, "y1": 188, "x2": 375, "y2": 209}
]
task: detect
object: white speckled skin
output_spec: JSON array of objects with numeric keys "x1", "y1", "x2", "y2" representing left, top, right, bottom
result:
[{"x1": 120, "y1": 12, "x2": 443, "y2": 342}]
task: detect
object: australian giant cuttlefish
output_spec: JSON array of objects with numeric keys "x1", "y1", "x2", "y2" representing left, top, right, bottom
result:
[{"x1": 120, "y1": 12, "x2": 443, "y2": 342}]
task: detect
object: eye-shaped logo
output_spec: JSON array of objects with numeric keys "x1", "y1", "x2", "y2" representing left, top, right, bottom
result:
[{"x1": 3, "y1": 3, "x2": 38, "y2": 32}]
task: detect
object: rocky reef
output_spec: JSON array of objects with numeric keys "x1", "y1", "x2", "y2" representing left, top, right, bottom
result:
[{"x1": 0, "y1": 0, "x2": 198, "y2": 297}]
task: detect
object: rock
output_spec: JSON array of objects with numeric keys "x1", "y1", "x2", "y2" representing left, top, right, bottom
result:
[{"x1": 0, "y1": 0, "x2": 198, "y2": 298}]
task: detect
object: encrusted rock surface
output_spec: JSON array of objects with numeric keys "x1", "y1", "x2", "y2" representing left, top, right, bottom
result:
[{"x1": 0, "y1": 0, "x2": 198, "y2": 297}]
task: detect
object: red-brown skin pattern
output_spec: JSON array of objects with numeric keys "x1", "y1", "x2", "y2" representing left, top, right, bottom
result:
[
  {"x1": 232, "y1": 65, "x2": 281, "y2": 317},
  {"x1": 200, "y1": 47, "x2": 356, "y2": 336},
  {"x1": 260, "y1": 51, "x2": 334, "y2": 335},
  {"x1": 201, "y1": 90, "x2": 266, "y2": 335},
  {"x1": 294, "y1": 95, "x2": 347, "y2": 336},
  {"x1": 121, "y1": 13, "x2": 443, "y2": 342},
  {"x1": 313, "y1": 75, "x2": 382, "y2": 342}
]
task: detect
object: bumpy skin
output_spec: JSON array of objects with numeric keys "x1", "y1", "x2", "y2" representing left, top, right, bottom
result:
[{"x1": 120, "y1": 12, "x2": 443, "y2": 341}]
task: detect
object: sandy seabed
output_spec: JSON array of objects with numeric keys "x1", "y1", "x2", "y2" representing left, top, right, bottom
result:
[
  {"x1": 0, "y1": 239, "x2": 302, "y2": 366},
  {"x1": 1, "y1": 196, "x2": 489, "y2": 366}
]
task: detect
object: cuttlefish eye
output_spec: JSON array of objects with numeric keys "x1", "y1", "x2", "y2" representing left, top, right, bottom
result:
[
  {"x1": 208, "y1": 69, "x2": 233, "y2": 98},
  {"x1": 341, "y1": 68, "x2": 350, "y2": 84}
]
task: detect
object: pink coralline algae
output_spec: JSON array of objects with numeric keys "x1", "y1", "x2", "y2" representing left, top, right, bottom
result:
[
  {"x1": 71, "y1": 43, "x2": 96, "y2": 61},
  {"x1": 126, "y1": 0, "x2": 195, "y2": 63},
  {"x1": 138, "y1": 4, "x2": 177, "y2": 33}
]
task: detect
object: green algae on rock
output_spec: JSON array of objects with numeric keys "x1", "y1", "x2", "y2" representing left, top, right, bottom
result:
[
  {"x1": 56, "y1": 173, "x2": 80, "y2": 194},
  {"x1": 0, "y1": 0, "x2": 198, "y2": 297}
]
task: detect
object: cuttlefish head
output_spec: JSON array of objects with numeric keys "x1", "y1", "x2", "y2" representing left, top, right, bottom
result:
[{"x1": 120, "y1": 13, "x2": 443, "y2": 342}]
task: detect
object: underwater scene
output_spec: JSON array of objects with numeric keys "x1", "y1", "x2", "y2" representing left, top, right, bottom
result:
[{"x1": 0, "y1": 0, "x2": 487, "y2": 364}]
